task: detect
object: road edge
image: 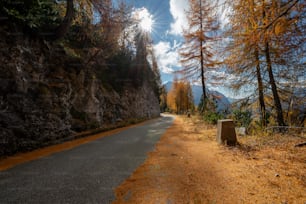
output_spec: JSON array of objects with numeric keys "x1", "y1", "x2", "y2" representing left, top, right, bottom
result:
[{"x1": 0, "y1": 117, "x2": 162, "y2": 171}]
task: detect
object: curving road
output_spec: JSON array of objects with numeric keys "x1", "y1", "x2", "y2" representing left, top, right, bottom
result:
[{"x1": 0, "y1": 115, "x2": 174, "y2": 204}]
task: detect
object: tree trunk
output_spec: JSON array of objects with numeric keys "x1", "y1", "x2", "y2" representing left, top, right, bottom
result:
[
  {"x1": 200, "y1": 44, "x2": 207, "y2": 107},
  {"x1": 250, "y1": 0, "x2": 266, "y2": 127},
  {"x1": 265, "y1": 41, "x2": 286, "y2": 126},
  {"x1": 199, "y1": 0, "x2": 207, "y2": 112},
  {"x1": 254, "y1": 46, "x2": 267, "y2": 127},
  {"x1": 262, "y1": 0, "x2": 285, "y2": 127},
  {"x1": 55, "y1": 0, "x2": 74, "y2": 40}
]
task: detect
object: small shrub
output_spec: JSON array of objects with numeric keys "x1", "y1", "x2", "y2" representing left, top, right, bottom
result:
[
  {"x1": 203, "y1": 111, "x2": 223, "y2": 125},
  {"x1": 232, "y1": 110, "x2": 252, "y2": 127}
]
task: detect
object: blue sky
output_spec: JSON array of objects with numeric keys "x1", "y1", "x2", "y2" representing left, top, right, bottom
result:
[
  {"x1": 123, "y1": 0, "x2": 189, "y2": 81},
  {"x1": 118, "y1": 0, "x2": 244, "y2": 99},
  {"x1": 111, "y1": 0, "x2": 305, "y2": 100}
]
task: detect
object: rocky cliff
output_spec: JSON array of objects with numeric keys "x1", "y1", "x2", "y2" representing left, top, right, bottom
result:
[{"x1": 0, "y1": 31, "x2": 160, "y2": 156}]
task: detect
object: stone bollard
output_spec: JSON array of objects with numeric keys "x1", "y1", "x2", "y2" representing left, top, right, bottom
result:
[
  {"x1": 187, "y1": 111, "x2": 191, "y2": 118},
  {"x1": 235, "y1": 127, "x2": 246, "y2": 136},
  {"x1": 217, "y1": 119, "x2": 237, "y2": 146}
]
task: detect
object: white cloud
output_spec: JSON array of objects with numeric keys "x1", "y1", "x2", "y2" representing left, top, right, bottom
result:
[
  {"x1": 206, "y1": 70, "x2": 238, "y2": 85},
  {"x1": 217, "y1": 0, "x2": 231, "y2": 29},
  {"x1": 153, "y1": 41, "x2": 181, "y2": 74},
  {"x1": 132, "y1": 7, "x2": 154, "y2": 32},
  {"x1": 169, "y1": 0, "x2": 189, "y2": 35},
  {"x1": 190, "y1": 70, "x2": 238, "y2": 88},
  {"x1": 168, "y1": 0, "x2": 231, "y2": 35}
]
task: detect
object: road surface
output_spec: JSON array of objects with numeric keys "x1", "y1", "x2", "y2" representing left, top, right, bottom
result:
[{"x1": 0, "y1": 115, "x2": 174, "y2": 204}]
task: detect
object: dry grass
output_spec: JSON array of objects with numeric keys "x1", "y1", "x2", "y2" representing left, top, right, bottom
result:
[{"x1": 113, "y1": 115, "x2": 306, "y2": 204}]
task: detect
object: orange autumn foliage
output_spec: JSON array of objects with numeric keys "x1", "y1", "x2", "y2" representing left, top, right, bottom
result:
[{"x1": 167, "y1": 79, "x2": 194, "y2": 114}]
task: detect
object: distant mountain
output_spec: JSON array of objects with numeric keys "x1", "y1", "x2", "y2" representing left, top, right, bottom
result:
[
  {"x1": 208, "y1": 90, "x2": 231, "y2": 112},
  {"x1": 227, "y1": 97, "x2": 240, "y2": 104},
  {"x1": 164, "y1": 81, "x2": 230, "y2": 112},
  {"x1": 190, "y1": 84, "x2": 203, "y2": 105}
]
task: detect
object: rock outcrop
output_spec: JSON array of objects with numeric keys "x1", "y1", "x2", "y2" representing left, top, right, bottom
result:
[{"x1": 0, "y1": 32, "x2": 160, "y2": 156}]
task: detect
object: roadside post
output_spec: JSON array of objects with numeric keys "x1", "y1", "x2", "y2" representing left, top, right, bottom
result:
[{"x1": 217, "y1": 119, "x2": 237, "y2": 146}]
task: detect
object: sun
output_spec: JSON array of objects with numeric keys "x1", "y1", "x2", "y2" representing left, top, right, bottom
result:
[
  {"x1": 134, "y1": 8, "x2": 154, "y2": 33},
  {"x1": 139, "y1": 14, "x2": 153, "y2": 32}
]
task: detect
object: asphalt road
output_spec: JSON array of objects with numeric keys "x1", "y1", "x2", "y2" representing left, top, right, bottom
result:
[{"x1": 0, "y1": 115, "x2": 174, "y2": 204}]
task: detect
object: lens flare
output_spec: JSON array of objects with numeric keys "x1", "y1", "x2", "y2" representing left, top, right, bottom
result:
[{"x1": 134, "y1": 8, "x2": 154, "y2": 33}]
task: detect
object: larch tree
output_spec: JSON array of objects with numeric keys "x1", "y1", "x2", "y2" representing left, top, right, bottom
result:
[
  {"x1": 260, "y1": 0, "x2": 305, "y2": 127},
  {"x1": 261, "y1": 0, "x2": 286, "y2": 127},
  {"x1": 179, "y1": 0, "x2": 219, "y2": 112},
  {"x1": 224, "y1": 0, "x2": 267, "y2": 127},
  {"x1": 185, "y1": 82, "x2": 194, "y2": 112},
  {"x1": 225, "y1": 0, "x2": 305, "y2": 127},
  {"x1": 167, "y1": 78, "x2": 194, "y2": 114},
  {"x1": 167, "y1": 77, "x2": 179, "y2": 113}
]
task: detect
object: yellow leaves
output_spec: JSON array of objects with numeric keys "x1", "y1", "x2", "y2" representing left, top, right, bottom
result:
[
  {"x1": 167, "y1": 90, "x2": 176, "y2": 112},
  {"x1": 274, "y1": 17, "x2": 288, "y2": 36},
  {"x1": 167, "y1": 80, "x2": 194, "y2": 113}
]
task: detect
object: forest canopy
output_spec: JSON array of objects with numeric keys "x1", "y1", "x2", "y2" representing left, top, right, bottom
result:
[{"x1": 176, "y1": 0, "x2": 305, "y2": 127}]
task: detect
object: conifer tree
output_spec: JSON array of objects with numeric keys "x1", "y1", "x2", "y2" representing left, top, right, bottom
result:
[
  {"x1": 225, "y1": 0, "x2": 267, "y2": 126},
  {"x1": 167, "y1": 78, "x2": 194, "y2": 114},
  {"x1": 224, "y1": 0, "x2": 305, "y2": 126},
  {"x1": 179, "y1": 0, "x2": 219, "y2": 111}
]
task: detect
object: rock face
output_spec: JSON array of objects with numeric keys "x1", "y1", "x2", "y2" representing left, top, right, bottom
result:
[{"x1": 0, "y1": 33, "x2": 160, "y2": 156}]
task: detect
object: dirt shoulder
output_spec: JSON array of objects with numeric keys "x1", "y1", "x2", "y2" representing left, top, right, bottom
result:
[{"x1": 113, "y1": 115, "x2": 306, "y2": 204}]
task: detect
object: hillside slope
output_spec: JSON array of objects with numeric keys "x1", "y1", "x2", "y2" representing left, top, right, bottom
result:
[{"x1": 0, "y1": 30, "x2": 160, "y2": 156}]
